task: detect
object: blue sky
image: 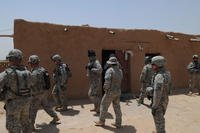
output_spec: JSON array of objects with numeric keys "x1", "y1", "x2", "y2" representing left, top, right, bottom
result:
[{"x1": 0, "y1": 0, "x2": 200, "y2": 59}]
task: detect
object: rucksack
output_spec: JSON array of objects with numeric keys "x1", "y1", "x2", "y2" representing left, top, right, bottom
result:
[
  {"x1": 14, "y1": 68, "x2": 31, "y2": 97},
  {"x1": 65, "y1": 64, "x2": 72, "y2": 78},
  {"x1": 43, "y1": 70, "x2": 51, "y2": 90}
]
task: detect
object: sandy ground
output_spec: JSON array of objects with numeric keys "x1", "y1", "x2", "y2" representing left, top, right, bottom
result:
[{"x1": 0, "y1": 94, "x2": 200, "y2": 133}]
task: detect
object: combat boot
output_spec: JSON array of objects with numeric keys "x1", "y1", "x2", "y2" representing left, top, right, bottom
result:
[
  {"x1": 111, "y1": 123, "x2": 121, "y2": 128},
  {"x1": 137, "y1": 99, "x2": 143, "y2": 106},
  {"x1": 31, "y1": 124, "x2": 36, "y2": 131},
  {"x1": 95, "y1": 107, "x2": 100, "y2": 114},
  {"x1": 50, "y1": 116, "x2": 60, "y2": 124},
  {"x1": 187, "y1": 91, "x2": 193, "y2": 96},
  {"x1": 55, "y1": 105, "x2": 62, "y2": 111},
  {"x1": 59, "y1": 105, "x2": 68, "y2": 111},
  {"x1": 94, "y1": 120, "x2": 105, "y2": 126},
  {"x1": 90, "y1": 108, "x2": 96, "y2": 112}
]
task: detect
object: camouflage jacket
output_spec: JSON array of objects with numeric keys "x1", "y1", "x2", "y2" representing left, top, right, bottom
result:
[
  {"x1": 140, "y1": 64, "x2": 154, "y2": 85},
  {"x1": 152, "y1": 68, "x2": 171, "y2": 110},
  {"x1": 187, "y1": 61, "x2": 200, "y2": 73},
  {"x1": 104, "y1": 66, "x2": 123, "y2": 94},
  {"x1": 53, "y1": 63, "x2": 71, "y2": 87},
  {"x1": 87, "y1": 60, "x2": 102, "y2": 96},
  {"x1": 31, "y1": 66, "x2": 48, "y2": 95}
]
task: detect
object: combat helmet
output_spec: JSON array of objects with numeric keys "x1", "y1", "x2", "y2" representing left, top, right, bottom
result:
[
  {"x1": 88, "y1": 50, "x2": 96, "y2": 57},
  {"x1": 52, "y1": 54, "x2": 62, "y2": 61},
  {"x1": 193, "y1": 54, "x2": 198, "y2": 59},
  {"x1": 6, "y1": 49, "x2": 23, "y2": 61},
  {"x1": 107, "y1": 56, "x2": 118, "y2": 65},
  {"x1": 151, "y1": 56, "x2": 166, "y2": 67},
  {"x1": 28, "y1": 55, "x2": 40, "y2": 64}
]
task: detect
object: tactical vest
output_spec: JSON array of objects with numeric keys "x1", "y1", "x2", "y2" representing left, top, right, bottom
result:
[
  {"x1": 32, "y1": 67, "x2": 51, "y2": 95},
  {"x1": 5, "y1": 67, "x2": 31, "y2": 99}
]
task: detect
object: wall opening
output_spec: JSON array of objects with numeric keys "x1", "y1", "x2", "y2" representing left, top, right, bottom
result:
[
  {"x1": 102, "y1": 50, "x2": 131, "y2": 94},
  {"x1": 145, "y1": 53, "x2": 161, "y2": 59}
]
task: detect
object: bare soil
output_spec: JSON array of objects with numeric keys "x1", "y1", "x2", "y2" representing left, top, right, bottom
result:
[{"x1": 0, "y1": 94, "x2": 200, "y2": 133}]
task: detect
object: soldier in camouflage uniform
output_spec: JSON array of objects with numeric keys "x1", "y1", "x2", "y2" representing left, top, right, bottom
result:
[
  {"x1": 187, "y1": 55, "x2": 200, "y2": 95},
  {"x1": 138, "y1": 56, "x2": 154, "y2": 105},
  {"x1": 95, "y1": 57, "x2": 123, "y2": 128},
  {"x1": 86, "y1": 50, "x2": 102, "y2": 113},
  {"x1": 51, "y1": 54, "x2": 72, "y2": 111},
  {"x1": 28, "y1": 55, "x2": 59, "y2": 131},
  {"x1": 0, "y1": 49, "x2": 32, "y2": 133},
  {"x1": 151, "y1": 56, "x2": 171, "y2": 133}
]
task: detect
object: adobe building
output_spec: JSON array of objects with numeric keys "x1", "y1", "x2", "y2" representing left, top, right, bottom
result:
[
  {"x1": 0, "y1": 61, "x2": 9, "y2": 72},
  {"x1": 12, "y1": 19, "x2": 200, "y2": 99}
]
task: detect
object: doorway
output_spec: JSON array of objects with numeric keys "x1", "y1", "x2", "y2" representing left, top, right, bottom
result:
[
  {"x1": 102, "y1": 50, "x2": 131, "y2": 94},
  {"x1": 145, "y1": 53, "x2": 161, "y2": 59}
]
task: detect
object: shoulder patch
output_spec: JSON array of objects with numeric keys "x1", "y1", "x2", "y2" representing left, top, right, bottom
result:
[{"x1": 155, "y1": 74, "x2": 164, "y2": 84}]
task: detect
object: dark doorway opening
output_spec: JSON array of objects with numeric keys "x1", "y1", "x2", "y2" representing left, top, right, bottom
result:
[
  {"x1": 102, "y1": 50, "x2": 116, "y2": 94},
  {"x1": 145, "y1": 53, "x2": 161, "y2": 59},
  {"x1": 102, "y1": 50, "x2": 131, "y2": 95}
]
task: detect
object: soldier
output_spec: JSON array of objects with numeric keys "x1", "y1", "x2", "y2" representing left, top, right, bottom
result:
[
  {"x1": 137, "y1": 56, "x2": 154, "y2": 106},
  {"x1": 51, "y1": 54, "x2": 72, "y2": 111},
  {"x1": 0, "y1": 49, "x2": 32, "y2": 133},
  {"x1": 86, "y1": 50, "x2": 102, "y2": 113},
  {"x1": 187, "y1": 55, "x2": 200, "y2": 95},
  {"x1": 151, "y1": 56, "x2": 171, "y2": 133},
  {"x1": 28, "y1": 55, "x2": 60, "y2": 131},
  {"x1": 95, "y1": 56, "x2": 123, "y2": 128}
]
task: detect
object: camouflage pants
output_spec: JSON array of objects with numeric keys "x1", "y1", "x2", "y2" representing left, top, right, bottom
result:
[
  {"x1": 52, "y1": 85, "x2": 68, "y2": 107},
  {"x1": 30, "y1": 93, "x2": 57, "y2": 126},
  {"x1": 88, "y1": 88, "x2": 102, "y2": 110},
  {"x1": 6, "y1": 97, "x2": 31, "y2": 133},
  {"x1": 152, "y1": 106, "x2": 166, "y2": 133},
  {"x1": 188, "y1": 73, "x2": 200, "y2": 93},
  {"x1": 89, "y1": 95, "x2": 101, "y2": 110},
  {"x1": 138, "y1": 83, "x2": 149, "y2": 102},
  {"x1": 99, "y1": 92, "x2": 122, "y2": 126}
]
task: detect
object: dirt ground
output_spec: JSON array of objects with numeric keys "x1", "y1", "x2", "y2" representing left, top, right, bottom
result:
[{"x1": 0, "y1": 94, "x2": 200, "y2": 133}]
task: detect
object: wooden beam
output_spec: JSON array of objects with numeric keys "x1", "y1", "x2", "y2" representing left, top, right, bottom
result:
[{"x1": 0, "y1": 34, "x2": 13, "y2": 38}]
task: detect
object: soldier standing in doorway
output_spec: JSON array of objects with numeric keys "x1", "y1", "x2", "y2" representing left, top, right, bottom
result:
[
  {"x1": 86, "y1": 50, "x2": 102, "y2": 113},
  {"x1": 0, "y1": 49, "x2": 32, "y2": 133},
  {"x1": 95, "y1": 56, "x2": 123, "y2": 128},
  {"x1": 187, "y1": 54, "x2": 200, "y2": 95},
  {"x1": 51, "y1": 54, "x2": 72, "y2": 111},
  {"x1": 28, "y1": 55, "x2": 60, "y2": 131}
]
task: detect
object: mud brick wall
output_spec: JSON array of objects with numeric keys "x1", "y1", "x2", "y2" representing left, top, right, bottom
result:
[{"x1": 13, "y1": 19, "x2": 200, "y2": 99}]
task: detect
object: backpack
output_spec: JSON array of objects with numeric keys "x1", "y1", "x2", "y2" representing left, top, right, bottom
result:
[
  {"x1": 0, "y1": 67, "x2": 32, "y2": 101},
  {"x1": 14, "y1": 68, "x2": 31, "y2": 97},
  {"x1": 43, "y1": 70, "x2": 51, "y2": 90},
  {"x1": 64, "y1": 64, "x2": 72, "y2": 78}
]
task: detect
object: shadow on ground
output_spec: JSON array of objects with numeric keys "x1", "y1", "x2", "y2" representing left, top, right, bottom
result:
[
  {"x1": 102, "y1": 125, "x2": 137, "y2": 133},
  {"x1": 35, "y1": 122, "x2": 60, "y2": 133},
  {"x1": 59, "y1": 108, "x2": 80, "y2": 116},
  {"x1": 93, "y1": 112, "x2": 113, "y2": 119}
]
